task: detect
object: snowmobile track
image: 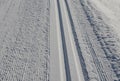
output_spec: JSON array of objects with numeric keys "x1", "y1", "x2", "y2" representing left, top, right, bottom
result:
[{"x1": 78, "y1": 0, "x2": 114, "y2": 81}]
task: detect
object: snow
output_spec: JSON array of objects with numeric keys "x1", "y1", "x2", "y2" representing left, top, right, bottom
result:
[
  {"x1": 88, "y1": 0, "x2": 120, "y2": 39},
  {"x1": 0, "y1": 0, "x2": 50, "y2": 81},
  {"x1": 81, "y1": 0, "x2": 120, "y2": 80},
  {"x1": 66, "y1": 0, "x2": 116, "y2": 80},
  {"x1": 0, "y1": 0, "x2": 120, "y2": 81}
]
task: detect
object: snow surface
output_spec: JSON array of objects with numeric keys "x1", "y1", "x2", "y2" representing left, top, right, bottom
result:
[
  {"x1": 0, "y1": 0, "x2": 120, "y2": 81},
  {"x1": 88, "y1": 0, "x2": 120, "y2": 39},
  {"x1": 50, "y1": 0, "x2": 120, "y2": 80},
  {"x1": 0, "y1": 0, "x2": 50, "y2": 81},
  {"x1": 81, "y1": 0, "x2": 120, "y2": 80}
]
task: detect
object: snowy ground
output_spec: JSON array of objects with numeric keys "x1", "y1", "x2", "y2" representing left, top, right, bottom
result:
[
  {"x1": 0, "y1": 0, "x2": 50, "y2": 81},
  {"x1": 0, "y1": 0, "x2": 120, "y2": 81},
  {"x1": 82, "y1": 0, "x2": 120, "y2": 80},
  {"x1": 50, "y1": 0, "x2": 120, "y2": 81},
  {"x1": 88, "y1": 0, "x2": 120, "y2": 38}
]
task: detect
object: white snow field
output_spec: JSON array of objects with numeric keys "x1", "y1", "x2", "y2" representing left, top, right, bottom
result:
[
  {"x1": 0, "y1": 0, "x2": 120, "y2": 81},
  {"x1": 88, "y1": 0, "x2": 120, "y2": 38},
  {"x1": 0, "y1": 0, "x2": 50, "y2": 81}
]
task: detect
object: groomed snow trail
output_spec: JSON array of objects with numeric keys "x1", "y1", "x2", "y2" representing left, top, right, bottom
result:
[
  {"x1": 50, "y1": 0, "x2": 119, "y2": 81},
  {"x1": 0, "y1": 0, "x2": 119, "y2": 81},
  {"x1": 50, "y1": 0, "x2": 85, "y2": 81}
]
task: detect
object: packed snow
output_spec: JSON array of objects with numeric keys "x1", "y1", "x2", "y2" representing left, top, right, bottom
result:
[
  {"x1": 0, "y1": 0, "x2": 120, "y2": 81},
  {"x1": 81, "y1": 0, "x2": 120, "y2": 80},
  {"x1": 88, "y1": 0, "x2": 120, "y2": 39}
]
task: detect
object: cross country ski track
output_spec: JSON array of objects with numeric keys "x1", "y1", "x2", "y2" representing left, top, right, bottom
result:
[
  {"x1": 50, "y1": 0, "x2": 85, "y2": 81},
  {"x1": 0, "y1": 0, "x2": 119, "y2": 81},
  {"x1": 50, "y1": 0, "x2": 118, "y2": 81}
]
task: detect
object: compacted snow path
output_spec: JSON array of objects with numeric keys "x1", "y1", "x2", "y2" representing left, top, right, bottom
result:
[
  {"x1": 50, "y1": 0, "x2": 120, "y2": 81},
  {"x1": 50, "y1": 0, "x2": 85, "y2": 81},
  {"x1": 0, "y1": 0, "x2": 120, "y2": 81}
]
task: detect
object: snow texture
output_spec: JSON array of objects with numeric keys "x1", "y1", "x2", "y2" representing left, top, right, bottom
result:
[{"x1": 0, "y1": 0, "x2": 50, "y2": 81}]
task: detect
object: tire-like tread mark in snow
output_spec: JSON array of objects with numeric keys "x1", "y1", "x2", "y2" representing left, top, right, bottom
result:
[
  {"x1": 79, "y1": 0, "x2": 109, "y2": 81},
  {"x1": 85, "y1": 33, "x2": 108, "y2": 81}
]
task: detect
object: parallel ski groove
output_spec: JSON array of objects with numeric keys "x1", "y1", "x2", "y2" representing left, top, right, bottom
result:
[
  {"x1": 57, "y1": 0, "x2": 71, "y2": 81},
  {"x1": 52, "y1": 0, "x2": 86, "y2": 80},
  {"x1": 58, "y1": 0, "x2": 86, "y2": 80},
  {"x1": 64, "y1": 0, "x2": 89, "y2": 81},
  {"x1": 51, "y1": 0, "x2": 112, "y2": 80}
]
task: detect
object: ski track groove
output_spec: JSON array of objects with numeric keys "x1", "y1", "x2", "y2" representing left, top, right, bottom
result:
[
  {"x1": 64, "y1": 0, "x2": 89, "y2": 81},
  {"x1": 57, "y1": 0, "x2": 72, "y2": 80},
  {"x1": 61, "y1": 0, "x2": 111, "y2": 81},
  {"x1": 53, "y1": 0, "x2": 86, "y2": 81},
  {"x1": 0, "y1": 0, "x2": 118, "y2": 81},
  {"x1": 63, "y1": 0, "x2": 108, "y2": 80}
]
